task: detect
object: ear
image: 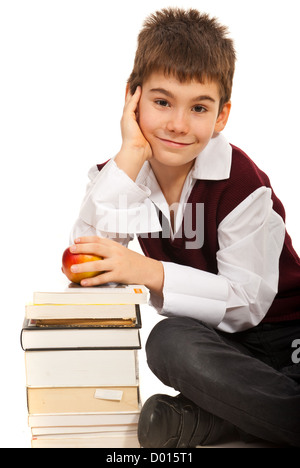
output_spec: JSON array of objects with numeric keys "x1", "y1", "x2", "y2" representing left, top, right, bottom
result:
[
  {"x1": 125, "y1": 83, "x2": 130, "y2": 100},
  {"x1": 214, "y1": 101, "x2": 231, "y2": 133}
]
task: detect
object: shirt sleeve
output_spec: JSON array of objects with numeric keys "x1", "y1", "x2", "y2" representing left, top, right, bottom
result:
[
  {"x1": 70, "y1": 159, "x2": 162, "y2": 245},
  {"x1": 153, "y1": 187, "x2": 286, "y2": 332}
]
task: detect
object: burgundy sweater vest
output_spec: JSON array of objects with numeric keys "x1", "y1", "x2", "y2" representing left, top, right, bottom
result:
[{"x1": 97, "y1": 145, "x2": 300, "y2": 324}]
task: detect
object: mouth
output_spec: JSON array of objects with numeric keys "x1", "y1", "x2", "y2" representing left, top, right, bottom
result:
[{"x1": 156, "y1": 137, "x2": 194, "y2": 148}]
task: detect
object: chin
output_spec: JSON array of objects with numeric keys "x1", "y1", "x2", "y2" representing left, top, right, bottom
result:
[{"x1": 151, "y1": 150, "x2": 196, "y2": 169}]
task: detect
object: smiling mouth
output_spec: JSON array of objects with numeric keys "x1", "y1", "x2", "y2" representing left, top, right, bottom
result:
[{"x1": 157, "y1": 137, "x2": 194, "y2": 148}]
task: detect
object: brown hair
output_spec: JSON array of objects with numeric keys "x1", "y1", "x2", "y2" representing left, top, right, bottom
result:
[{"x1": 128, "y1": 8, "x2": 236, "y2": 111}]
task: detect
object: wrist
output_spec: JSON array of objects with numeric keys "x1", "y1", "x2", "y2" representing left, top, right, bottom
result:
[
  {"x1": 143, "y1": 257, "x2": 164, "y2": 297},
  {"x1": 115, "y1": 146, "x2": 148, "y2": 181}
]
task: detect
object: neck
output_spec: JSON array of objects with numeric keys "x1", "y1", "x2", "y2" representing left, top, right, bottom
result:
[{"x1": 149, "y1": 159, "x2": 194, "y2": 206}]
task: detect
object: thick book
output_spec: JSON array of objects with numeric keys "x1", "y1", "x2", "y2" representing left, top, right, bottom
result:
[
  {"x1": 25, "y1": 349, "x2": 138, "y2": 388},
  {"x1": 25, "y1": 302, "x2": 138, "y2": 321},
  {"x1": 33, "y1": 284, "x2": 148, "y2": 305},
  {"x1": 27, "y1": 386, "x2": 140, "y2": 415},
  {"x1": 21, "y1": 308, "x2": 141, "y2": 350}
]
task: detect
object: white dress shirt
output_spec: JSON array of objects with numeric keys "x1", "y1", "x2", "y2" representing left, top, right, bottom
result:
[{"x1": 71, "y1": 133, "x2": 286, "y2": 333}]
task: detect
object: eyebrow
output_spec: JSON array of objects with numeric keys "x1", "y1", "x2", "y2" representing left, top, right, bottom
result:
[{"x1": 149, "y1": 87, "x2": 216, "y2": 103}]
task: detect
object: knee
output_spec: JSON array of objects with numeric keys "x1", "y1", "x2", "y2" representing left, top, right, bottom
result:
[
  {"x1": 146, "y1": 318, "x2": 183, "y2": 370},
  {"x1": 145, "y1": 317, "x2": 186, "y2": 383},
  {"x1": 146, "y1": 316, "x2": 208, "y2": 373}
]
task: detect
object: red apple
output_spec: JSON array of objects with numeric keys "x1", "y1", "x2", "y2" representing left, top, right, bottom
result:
[{"x1": 62, "y1": 247, "x2": 102, "y2": 284}]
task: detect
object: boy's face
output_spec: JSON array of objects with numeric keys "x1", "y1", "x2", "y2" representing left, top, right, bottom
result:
[{"x1": 138, "y1": 71, "x2": 230, "y2": 170}]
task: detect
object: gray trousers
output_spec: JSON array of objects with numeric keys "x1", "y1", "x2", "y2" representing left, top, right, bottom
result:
[{"x1": 145, "y1": 317, "x2": 300, "y2": 447}]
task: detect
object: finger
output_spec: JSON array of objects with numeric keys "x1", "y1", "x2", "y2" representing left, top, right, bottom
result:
[
  {"x1": 81, "y1": 271, "x2": 115, "y2": 287},
  {"x1": 70, "y1": 258, "x2": 109, "y2": 274},
  {"x1": 124, "y1": 86, "x2": 141, "y2": 112},
  {"x1": 74, "y1": 236, "x2": 114, "y2": 249},
  {"x1": 74, "y1": 236, "x2": 103, "y2": 244},
  {"x1": 125, "y1": 85, "x2": 141, "y2": 101},
  {"x1": 70, "y1": 242, "x2": 109, "y2": 258}
]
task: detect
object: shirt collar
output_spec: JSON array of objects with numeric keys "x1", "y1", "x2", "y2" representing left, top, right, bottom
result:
[{"x1": 191, "y1": 132, "x2": 232, "y2": 181}]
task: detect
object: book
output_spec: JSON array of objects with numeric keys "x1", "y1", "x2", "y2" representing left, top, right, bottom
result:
[
  {"x1": 33, "y1": 317, "x2": 137, "y2": 327},
  {"x1": 21, "y1": 308, "x2": 141, "y2": 350},
  {"x1": 33, "y1": 283, "x2": 148, "y2": 305},
  {"x1": 31, "y1": 431, "x2": 140, "y2": 448},
  {"x1": 25, "y1": 349, "x2": 138, "y2": 387},
  {"x1": 25, "y1": 302, "x2": 137, "y2": 320},
  {"x1": 23, "y1": 281, "x2": 144, "y2": 448},
  {"x1": 31, "y1": 424, "x2": 138, "y2": 436},
  {"x1": 28, "y1": 411, "x2": 140, "y2": 428},
  {"x1": 27, "y1": 386, "x2": 140, "y2": 414}
]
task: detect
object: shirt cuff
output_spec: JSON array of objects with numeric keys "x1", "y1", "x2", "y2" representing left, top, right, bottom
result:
[
  {"x1": 80, "y1": 160, "x2": 162, "y2": 234},
  {"x1": 159, "y1": 262, "x2": 229, "y2": 328}
]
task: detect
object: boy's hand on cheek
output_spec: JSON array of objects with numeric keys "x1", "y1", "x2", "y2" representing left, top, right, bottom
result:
[
  {"x1": 121, "y1": 86, "x2": 152, "y2": 160},
  {"x1": 70, "y1": 236, "x2": 164, "y2": 296},
  {"x1": 114, "y1": 87, "x2": 152, "y2": 181}
]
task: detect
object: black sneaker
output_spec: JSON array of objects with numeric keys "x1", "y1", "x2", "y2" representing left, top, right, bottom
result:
[{"x1": 138, "y1": 393, "x2": 214, "y2": 448}]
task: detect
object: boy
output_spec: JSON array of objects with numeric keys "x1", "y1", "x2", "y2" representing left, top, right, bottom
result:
[{"x1": 68, "y1": 8, "x2": 300, "y2": 447}]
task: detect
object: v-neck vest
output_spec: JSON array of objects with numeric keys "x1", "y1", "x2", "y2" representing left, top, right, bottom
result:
[{"x1": 97, "y1": 145, "x2": 300, "y2": 323}]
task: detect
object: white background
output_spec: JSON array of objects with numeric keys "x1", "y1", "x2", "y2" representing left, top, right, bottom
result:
[{"x1": 0, "y1": 0, "x2": 299, "y2": 448}]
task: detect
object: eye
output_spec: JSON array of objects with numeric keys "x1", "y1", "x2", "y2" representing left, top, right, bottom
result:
[
  {"x1": 155, "y1": 99, "x2": 170, "y2": 108},
  {"x1": 192, "y1": 105, "x2": 207, "y2": 114}
]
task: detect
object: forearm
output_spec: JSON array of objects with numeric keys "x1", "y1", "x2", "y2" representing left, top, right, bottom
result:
[{"x1": 77, "y1": 158, "x2": 161, "y2": 236}]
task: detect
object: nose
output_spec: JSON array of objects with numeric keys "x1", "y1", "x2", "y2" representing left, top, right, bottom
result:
[{"x1": 166, "y1": 110, "x2": 189, "y2": 135}]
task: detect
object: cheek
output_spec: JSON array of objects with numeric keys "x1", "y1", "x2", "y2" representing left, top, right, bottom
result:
[
  {"x1": 193, "y1": 119, "x2": 216, "y2": 142},
  {"x1": 138, "y1": 100, "x2": 158, "y2": 137},
  {"x1": 139, "y1": 111, "x2": 156, "y2": 139}
]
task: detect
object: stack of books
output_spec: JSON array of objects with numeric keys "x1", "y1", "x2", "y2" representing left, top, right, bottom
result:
[{"x1": 21, "y1": 283, "x2": 147, "y2": 448}]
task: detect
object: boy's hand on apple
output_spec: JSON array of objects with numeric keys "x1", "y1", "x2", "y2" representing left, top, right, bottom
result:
[{"x1": 63, "y1": 237, "x2": 163, "y2": 295}]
